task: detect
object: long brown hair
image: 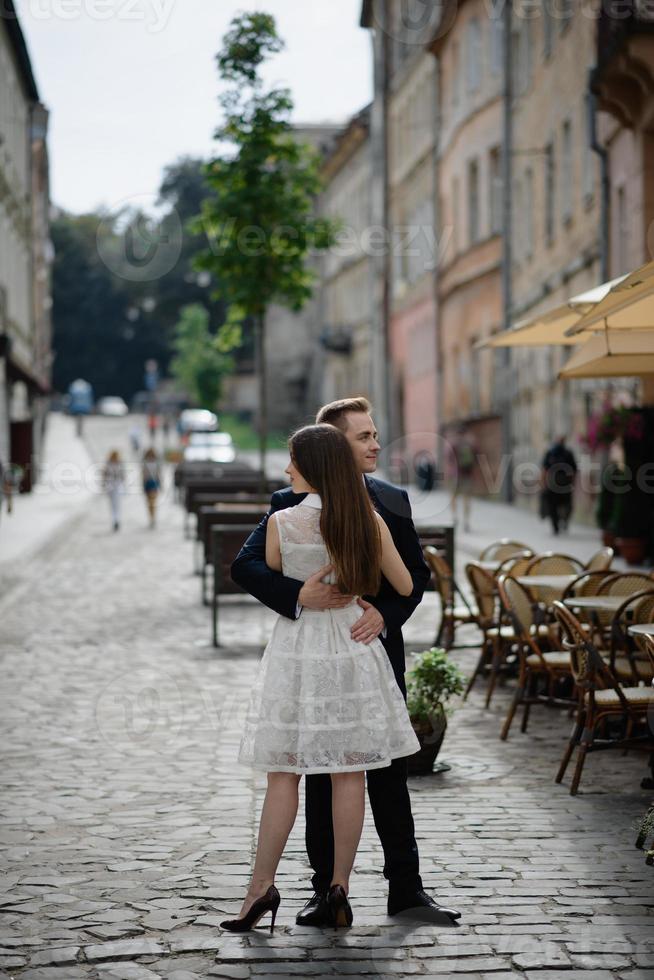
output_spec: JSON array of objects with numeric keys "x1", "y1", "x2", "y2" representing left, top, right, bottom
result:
[{"x1": 289, "y1": 424, "x2": 381, "y2": 596}]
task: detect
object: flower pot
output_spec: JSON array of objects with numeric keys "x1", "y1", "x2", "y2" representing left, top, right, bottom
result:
[
  {"x1": 407, "y1": 710, "x2": 447, "y2": 776},
  {"x1": 615, "y1": 536, "x2": 647, "y2": 566}
]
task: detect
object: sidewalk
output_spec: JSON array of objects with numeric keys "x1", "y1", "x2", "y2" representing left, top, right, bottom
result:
[{"x1": 0, "y1": 412, "x2": 95, "y2": 582}]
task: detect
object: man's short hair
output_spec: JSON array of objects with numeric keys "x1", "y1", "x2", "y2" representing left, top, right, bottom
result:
[{"x1": 316, "y1": 396, "x2": 372, "y2": 431}]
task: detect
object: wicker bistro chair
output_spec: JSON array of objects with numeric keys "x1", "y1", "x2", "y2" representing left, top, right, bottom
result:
[
  {"x1": 607, "y1": 590, "x2": 654, "y2": 686},
  {"x1": 423, "y1": 547, "x2": 477, "y2": 650},
  {"x1": 590, "y1": 572, "x2": 654, "y2": 643},
  {"x1": 464, "y1": 562, "x2": 503, "y2": 704},
  {"x1": 497, "y1": 575, "x2": 575, "y2": 741},
  {"x1": 584, "y1": 547, "x2": 614, "y2": 572},
  {"x1": 561, "y1": 570, "x2": 617, "y2": 603},
  {"x1": 552, "y1": 600, "x2": 654, "y2": 795},
  {"x1": 494, "y1": 551, "x2": 534, "y2": 578},
  {"x1": 479, "y1": 540, "x2": 532, "y2": 563}
]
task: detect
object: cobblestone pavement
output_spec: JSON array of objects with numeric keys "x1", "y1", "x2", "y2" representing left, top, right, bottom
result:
[{"x1": 1, "y1": 421, "x2": 653, "y2": 980}]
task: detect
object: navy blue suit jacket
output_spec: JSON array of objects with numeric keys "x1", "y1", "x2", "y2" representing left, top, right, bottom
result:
[{"x1": 230, "y1": 476, "x2": 430, "y2": 692}]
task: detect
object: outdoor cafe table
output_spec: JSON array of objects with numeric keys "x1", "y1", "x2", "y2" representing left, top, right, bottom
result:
[
  {"x1": 563, "y1": 595, "x2": 625, "y2": 613},
  {"x1": 628, "y1": 623, "x2": 654, "y2": 682},
  {"x1": 517, "y1": 574, "x2": 577, "y2": 599},
  {"x1": 628, "y1": 623, "x2": 654, "y2": 639}
]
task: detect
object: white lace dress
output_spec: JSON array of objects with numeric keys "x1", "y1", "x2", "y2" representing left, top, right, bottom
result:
[{"x1": 237, "y1": 494, "x2": 420, "y2": 774}]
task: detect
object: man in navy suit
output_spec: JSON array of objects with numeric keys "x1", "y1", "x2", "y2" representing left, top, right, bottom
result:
[{"x1": 231, "y1": 397, "x2": 461, "y2": 924}]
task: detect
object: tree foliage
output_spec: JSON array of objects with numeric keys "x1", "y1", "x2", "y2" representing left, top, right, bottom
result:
[
  {"x1": 51, "y1": 158, "x2": 249, "y2": 402},
  {"x1": 169, "y1": 303, "x2": 234, "y2": 410}
]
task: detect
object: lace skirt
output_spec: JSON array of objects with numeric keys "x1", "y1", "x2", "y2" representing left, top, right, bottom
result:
[{"x1": 237, "y1": 605, "x2": 420, "y2": 774}]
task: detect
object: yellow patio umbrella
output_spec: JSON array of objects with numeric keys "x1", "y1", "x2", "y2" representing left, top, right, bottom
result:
[
  {"x1": 558, "y1": 329, "x2": 654, "y2": 379},
  {"x1": 482, "y1": 276, "x2": 626, "y2": 348},
  {"x1": 565, "y1": 258, "x2": 654, "y2": 337}
]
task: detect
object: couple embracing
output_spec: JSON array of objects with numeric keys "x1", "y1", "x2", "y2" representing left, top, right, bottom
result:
[{"x1": 222, "y1": 397, "x2": 461, "y2": 931}]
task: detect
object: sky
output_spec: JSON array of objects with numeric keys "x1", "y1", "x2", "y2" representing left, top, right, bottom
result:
[{"x1": 13, "y1": 0, "x2": 372, "y2": 216}]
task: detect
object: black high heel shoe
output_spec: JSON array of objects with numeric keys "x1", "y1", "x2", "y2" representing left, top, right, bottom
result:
[
  {"x1": 327, "y1": 884, "x2": 353, "y2": 928},
  {"x1": 220, "y1": 884, "x2": 280, "y2": 934}
]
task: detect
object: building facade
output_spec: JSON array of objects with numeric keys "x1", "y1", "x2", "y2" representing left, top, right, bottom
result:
[
  {"x1": 361, "y1": 0, "x2": 442, "y2": 470},
  {"x1": 0, "y1": 4, "x2": 52, "y2": 491},
  {"x1": 429, "y1": 0, "x2": 505, "y2": 493},
  {"x1": 316, "y1": 107, "x2": 373, "y2": 407}
]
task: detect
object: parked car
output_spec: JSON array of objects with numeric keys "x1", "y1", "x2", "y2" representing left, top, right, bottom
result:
[
  {"x1": 182, "y1": 431, "x2": 236, "y2": 463},
  {"x1": 96, "y1": 396, "x2": 129, "y2": 417},
  {"x1": 179, "y1": 408, "x2": 218, "y2": 433}
]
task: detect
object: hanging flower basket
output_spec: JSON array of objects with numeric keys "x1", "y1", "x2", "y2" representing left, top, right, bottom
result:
[{"x1": 583, "y1": 404, "x2": 645, "y2": 452}]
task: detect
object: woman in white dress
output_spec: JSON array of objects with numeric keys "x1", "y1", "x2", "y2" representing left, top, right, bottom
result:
[{"x1": 221, "y1": 424, "x2": 419, "y2": 933}]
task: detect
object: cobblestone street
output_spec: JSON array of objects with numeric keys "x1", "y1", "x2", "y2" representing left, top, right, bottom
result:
[{"x1": 1, "y1": 419, "x2": 653, "y2": 980}]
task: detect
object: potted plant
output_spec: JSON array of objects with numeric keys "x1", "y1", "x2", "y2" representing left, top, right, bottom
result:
[
  {"x1": 596, "y1": 461, "x2": 620, "y2": 550},
  {"x1": 636, "y1": 803, "x2": 654, "y2": 867},
  {"x1": 609, "y1": 468, "x2": 651, "y2": 566},
  {"x1": 405, "y1": 647, "x2": 465, "y2": 776}
]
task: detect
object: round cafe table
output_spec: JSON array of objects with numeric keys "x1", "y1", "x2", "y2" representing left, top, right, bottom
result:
[
  {"x1": 628, "y1": 623, "x2": 654, "y2": 639},
  {"x1": 517, "y1": 574, "x2": 577, "y2": 599},
  {"x1": 563, "y1": 595, "x2": 625, "y2": 614},
  {"x1": 627, "y1": 624, "x2": 654, "y2": 685}
]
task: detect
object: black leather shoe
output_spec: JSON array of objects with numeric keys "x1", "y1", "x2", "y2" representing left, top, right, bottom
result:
[
  {"x1": 295, "y1": 889, "x2": 330, "y2": 926},
  {"x1": 388, "y1": 889, "x2": 461, "y2": 921}
]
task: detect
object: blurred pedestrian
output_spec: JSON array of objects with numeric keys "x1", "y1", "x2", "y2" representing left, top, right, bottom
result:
[
  {"x1": 141, "y1": 447, "x2": 161, "y2": 529},
  {"x1": 147, "y1": 412, "x2": 158, "y2": 443},
  {"x1": 102, "y1": 449, "x2": 125, "y2": 532},
  {"x1": 542, "y1": 435, "x2": 578, "y2": 535},
  {"x1": 162, "y1": 413, "x2": 171, "y2": 444},
  {"x1": 2, "y1": 462, "x2": 21, "y2": 515},
  {"x1": 129, "y1": 423, "x2": 142, "y2": 455},
  {"x1": 451, "y1": 425, "x2": 476, "y2": 532}
]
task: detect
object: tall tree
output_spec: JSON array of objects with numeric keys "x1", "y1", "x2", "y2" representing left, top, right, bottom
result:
[{"x1": 189, "y1": 11, "x2": 338, "y2": 475}]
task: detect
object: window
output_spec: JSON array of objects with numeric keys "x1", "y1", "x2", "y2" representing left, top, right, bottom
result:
[
  {"x1": 582, "y1": 97, "x2": 595, "y2": 204},
  {"x1": 617, "y1": 186, "x2": 628, "y2": 274},
  {"x1": 466, "y1": 18, "x2": 483, "y2": 93},
  {"x1": 489, "y1": 146, "x2": 502, "y2": 235},
  {"x1": 542, "y1": 0, "x2": 553, "y2": 57},
  {"x1": 451, "y1": 41, "x2": 462, "y2": 108},
  {"x1": 525, "y1": 167, "x2": 534, "y2": 260},
  {"x1": 559, "y1": 0, "x2": 574, "y2": 33},
  {"x1": 490, "y1": 12, "x2": 503, "y2": 75},
  {"x1": 470, "y1": 338, "x2": 481, "y2": 413},
  {"x1": 561, "y1": 119, "x2": 572, "y2": 224},
  {"x1": 468, "y1": 158, "x2": 480, "y2": 245},
  {"x1": 452, "y1": 176, "x2": 460, "y2": 253},
  {"x1": 514, "y1": 177, "x2": 523, "y2": 263},
  {"x1": 544, "y1": 141, "x2": 555, "y2": 246}
]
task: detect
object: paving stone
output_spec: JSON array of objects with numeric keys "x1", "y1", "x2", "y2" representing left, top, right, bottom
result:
[
  {"x1": 29, "y1": 945, "x2": 81, "y2": 966},
  {"x1": 84, "y1": 940, "x2": 168, "y2": 961},
  {"x1": 18, "y1": 970, "x2": 92, "y2": 980},
  {"x1": 95, "y1": 964, "x2": 164, "y2": 979}
]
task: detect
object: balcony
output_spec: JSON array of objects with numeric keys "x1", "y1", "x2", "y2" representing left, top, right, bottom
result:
[{"x1": 593, "y1": 0, "x2": 654, "y2": 127}]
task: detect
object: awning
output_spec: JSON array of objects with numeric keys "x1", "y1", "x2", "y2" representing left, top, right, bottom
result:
[
  {"x1": 481, "y1": 277, "x2": 626, "y2": 348},
  {"x1": 565, "y1": 259, "x2": 654, "y2": 337},
  {"x1": 558, "y1": 329, "x2": 654, "y2": 379}
]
